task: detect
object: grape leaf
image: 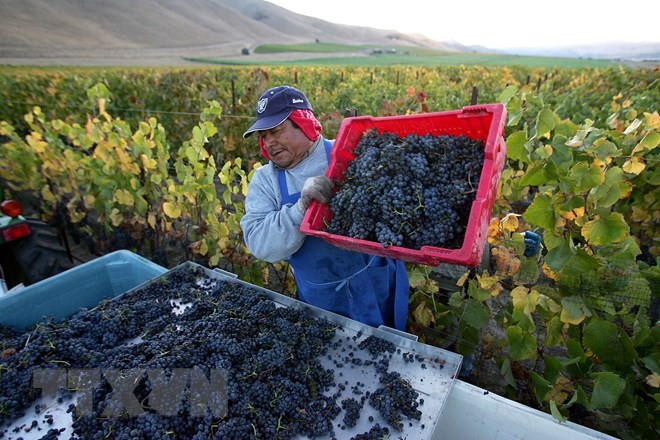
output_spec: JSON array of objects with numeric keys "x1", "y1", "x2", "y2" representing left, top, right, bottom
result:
[
  {"x1": 584, "y1": 319, "x2": 637, "y2": 372},
  {"x1": 582, "y1": 212, "x2": 629, "y2": 245},
  {"x1": 590, "y1": 372, "x2": 626, "y2": 409}
]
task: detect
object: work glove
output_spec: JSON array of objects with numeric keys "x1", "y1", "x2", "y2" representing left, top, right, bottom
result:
[
  {"x1": 297, "y1": 176, "x2": 334, "y2": 213},
  {"x1": 522, "y1": 231, "x2": 542, "y2": 257}
]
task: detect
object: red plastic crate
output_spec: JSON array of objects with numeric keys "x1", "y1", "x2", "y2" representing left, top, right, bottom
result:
[{"x1": 300, "y1": 103, "x2": 507, "y2": 267}]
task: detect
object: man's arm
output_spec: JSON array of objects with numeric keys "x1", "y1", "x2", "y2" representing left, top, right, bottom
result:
[{"x1": 240, "y1": 170, "x2": 307, "y2": 263}]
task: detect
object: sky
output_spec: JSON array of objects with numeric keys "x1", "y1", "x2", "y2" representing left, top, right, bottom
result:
[{"x1": 267, "y1": 0, "x2": 659, "y2": 49}]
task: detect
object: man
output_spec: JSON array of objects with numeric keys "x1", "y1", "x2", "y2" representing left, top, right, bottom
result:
[{"x1": 240, "y1": 85, "x2": 409, "y2": 331}]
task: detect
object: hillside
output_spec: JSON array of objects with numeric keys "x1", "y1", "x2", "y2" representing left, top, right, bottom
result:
[{"x1": 0, "y1": 0, "x2": 460, "y2": 65}]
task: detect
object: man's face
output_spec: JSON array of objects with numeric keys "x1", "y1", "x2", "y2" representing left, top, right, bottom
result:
[{"x1": 258, "y1": 119, "x2": 312, "y2": 169}]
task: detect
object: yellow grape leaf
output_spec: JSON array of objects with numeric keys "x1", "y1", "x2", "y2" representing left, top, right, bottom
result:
[
  {"x1": 413, "y1": 302, "x2": 434, "y2": 327},
  {"x1": 645, "y1": 111, "x2": 660, "y2": 130},
  {"x1": 492, "y1": 246, "x2": 521, "y2": 275},
  {"x1": 537, "y1": 292, "x2": 562, "y2": 314},
  {"x1": 407, "y1": 269, "x2": 427, "y2": 289},
  {"x1": 582, "y1": 213, "x2": 629, "y2": 245},
  {"x1": 41, "y1": 185, "x2": 56, "y2": 205},
  {"x1": 510, "y1": 286, "x2": 529, "y2": 308},
  {"x1": 592, "y1": 157, "x2": 608, "y2": 168},
  {"x1": 511, "y1": 286, "x2": 540, "y2": 324},
  {"x1": 457, "y1": 271, "x2": 470, "y2": 287},
  {"x1": 83, "y1": 194, "x2": 95, "y2": 209},
  {"x1": 209, "y1": 253, "x2": 221, "y2": 267},
  {"x1": 622, "y1": 156, "x2": 646, "y2": 175},
  {"x1": 646, "y1": 373, "x2": 660, "y2": 388},
  {"x1": 27, "y1": 132, "x2": 48, "y2": 154},
  {"x1": 546, "y1": 375, "x2": 574, "y2": 405},
  {"x1": 487, "y1": 217, "x2": 502, "y2": 243},
  {"x1": 542, "y1": 263, "x2": 559, "y2": 281},
  {"x1": 559, "y1": 205, "x2": 581, "y2": 221},
  {"x1": 501, "y1": 213, "x2": 520, "y2": 232},
  {"x1": 197, "y1": 240, "x2": 209, "y2": 256},
  {"x1": 632, "y1": 131, "x2": 659, "y2": 154},
  {"x1": 147, "y1": 213, "x2": 157, "y2": 229},
  {"x1": 109, "y1": 208, "x2": 123, "y2": 227},
  {"x1": 560, "y1": 297, "x2": 590, "y2": 325},
  {"x1": 630, "y1": 206, "x2": 650, "y2": 223},
  {"x1": 162, "y1": 202, "x2": 182, "y2": 219},
  {"x1": 69, "y1": 210, "x2": 86, "y2": 223},
  {"x1": 476, "y1": 273, "x2": 503, "y2": 296},
  {"x1": 141, "y1": 153, "x2": 157, "y2": 170},
  {"x1": 115, "y1": 189, "x2": 135, "y2": 207}
]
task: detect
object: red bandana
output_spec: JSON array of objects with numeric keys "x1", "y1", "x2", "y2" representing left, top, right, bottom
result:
[{"x1": 259, "y1": 109, "x2": 322, "y2": 160}]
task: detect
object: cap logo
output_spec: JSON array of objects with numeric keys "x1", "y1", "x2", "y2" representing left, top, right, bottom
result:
[
  {"x1": 292, "y1": 98, "x2": 304, "y2": 104},
  {"x1": 257, "y1": 98, "x2": 268, "y2": 114}
]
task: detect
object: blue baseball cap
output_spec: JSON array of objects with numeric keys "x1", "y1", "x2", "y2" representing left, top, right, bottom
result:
[{"x1": 243, "y1": 85, "x2": 313, "y2": 138}]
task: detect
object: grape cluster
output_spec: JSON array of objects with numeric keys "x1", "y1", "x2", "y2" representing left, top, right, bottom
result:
[
  {"x1": 327, "y1": 130, "x2": 485, "y2": 250},
  {"x1": 368, "y1": 371, "x2": 422, "y2": 431},
  {"x1": 0, "y1": 266, "x2": 435, "y2": 439},
  {"x1": 349, "y1": 423, "x2": 390, "y2": 440}
]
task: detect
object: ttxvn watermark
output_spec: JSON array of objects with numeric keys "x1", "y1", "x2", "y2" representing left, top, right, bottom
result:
[{"x1": 32, "y1": 367, "x2": 227, "y2": 418}]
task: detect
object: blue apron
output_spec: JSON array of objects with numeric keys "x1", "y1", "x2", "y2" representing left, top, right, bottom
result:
[{"x1": 278, "y1": 139, "x2": 409, "y2": 331}]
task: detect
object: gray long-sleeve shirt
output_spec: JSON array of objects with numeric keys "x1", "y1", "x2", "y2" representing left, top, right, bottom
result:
[{"x1": 240, "y1": 137, "x2": 330, "y2": 263}]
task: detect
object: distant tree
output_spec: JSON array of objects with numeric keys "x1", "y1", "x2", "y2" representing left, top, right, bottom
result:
[
  {"x1": 315, "y1": 38, "x2": 320, "y2": 43},
  {"x1": 241, "y1": 48, "x2": 249, "y2": 55}
]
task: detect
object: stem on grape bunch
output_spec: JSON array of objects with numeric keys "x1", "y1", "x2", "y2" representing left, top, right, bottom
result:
[{"x1": 276, "y1": 414, "x2": 287, "y2": 431}]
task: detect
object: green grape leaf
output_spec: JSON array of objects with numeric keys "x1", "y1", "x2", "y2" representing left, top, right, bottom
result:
[
  {"x1": 585, "y1": 138, "x2": 622, "y2": 161},
  {"x1": 549, "y1": 400, "x2": 568, "y2": 422},
  {"x1": 569, "y1": 161, "x2": 605, "y2": 192},
  {"x1": 543, "y1": 236, "x2": 573, "y2": 271},
  {"x1": 523, "y1": 194, "x2": 556, "y2": 231},
  {"x1": 531, "y1": 371, "x2": 551, "y2": 402},
  {"x1": 544, "y1": 355, "x2": 563, "y2": 385},
  {"x1": 584, "y1": 319, "x2": 637, "y2": 372},
  {"x1": 549, "y1": 135, "x2": 574, "y2": 170},
  {"x1": 544, "y1": 316, "x2": 564, "y2": 347},
  {"x1": 590, "y1": 372, "x2": 626, "y2": 409},
  {"x1": 519, "y1": 164, "x2": 551, "y2": 186},
  {"x1": 560, "y1": 296, "x2": 591, "y2": 325},
  {"x1": 498, "y1": 85, "x2": 519, "y2": 104},
  {"x1": 633, "y1": 131, "x2": 659, "y2": 154},
  {"x1": 582, "y1": 212, "x2": 629, "y2": 245},
  {"x1": 536, "y1": 107, "x2": 559, "y2": 138},
  {"x1": 463, "y1": 299, "x2": 489, "y2": 329},
  {"x1": 506, "y1": 131, "x2": 529, "y2": 163},
  {"x1": 507, "y1": 325, "x2": 538, "y2": 360},
  {"x1": 500, "y1": 358, "x2": 517, "y2": 387},
  {"x1": 589, "y1": 166, "x2": 623, "y2": 208}
]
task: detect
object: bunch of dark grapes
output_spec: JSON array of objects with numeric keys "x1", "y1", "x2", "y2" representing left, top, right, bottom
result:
[
  {"x1": 350, "y1": 423, "x2": 390, "y2": 439},
  {"x1": 368, "y1": 371, "x2": 422, "y2": 431},
  {"x1": 0, "y1": 265, "x2": 432, "y2": 439},
  {"x1": 327, "y1": 130, "x2": 485, "y2": 250},
  {"x1": 0, "y1": 266, "x2": 342, "y2": 439}
]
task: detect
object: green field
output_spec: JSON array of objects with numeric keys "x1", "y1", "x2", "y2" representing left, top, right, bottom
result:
[{"x1": 189, "y1": 42, "x2": 618, "y2": 69}]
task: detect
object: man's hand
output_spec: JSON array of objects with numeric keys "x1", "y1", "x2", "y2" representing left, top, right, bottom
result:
[{"x1": 298, "y1": 176, "x2": 334, "y2": 213}]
